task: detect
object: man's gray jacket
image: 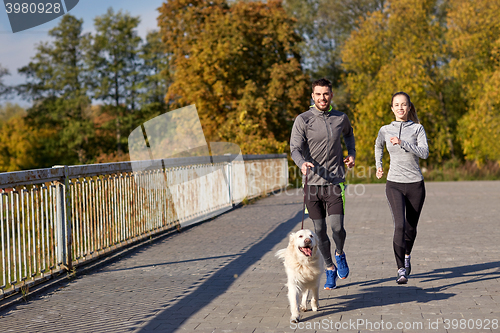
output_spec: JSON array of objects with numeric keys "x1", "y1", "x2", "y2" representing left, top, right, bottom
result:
[{"x1": 290, "y1": 106, "x2": 356, "y2": 185}]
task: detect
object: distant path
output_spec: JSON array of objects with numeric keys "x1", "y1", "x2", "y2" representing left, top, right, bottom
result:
[{"x1": 1, "y1": 181, "x2": 499, "y2": 333}]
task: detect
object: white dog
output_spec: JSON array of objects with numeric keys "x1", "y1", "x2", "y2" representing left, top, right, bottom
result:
[{"x1": 276, "y1": 229, "x2": 324, "y2": 323}]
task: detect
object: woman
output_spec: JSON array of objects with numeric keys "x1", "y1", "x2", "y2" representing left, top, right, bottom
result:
[{"x1": 375, "y1": 91, "x2": 429, "y2": 284}]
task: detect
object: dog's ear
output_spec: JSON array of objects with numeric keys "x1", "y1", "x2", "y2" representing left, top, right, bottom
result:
[{"x1": 287, "y1": 232, "x2": 296, "y2": 249}]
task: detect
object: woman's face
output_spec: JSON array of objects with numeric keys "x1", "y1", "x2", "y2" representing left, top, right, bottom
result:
[{"x1": 391, "y1": 94, "x2": 410, "y2": 121}]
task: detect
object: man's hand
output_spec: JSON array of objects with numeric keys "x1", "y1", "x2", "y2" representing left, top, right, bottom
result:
[
  {"x1": 301, "y1": 162, "x2": 314, "y2": 175},
  {"x1": 343, "y1": 155, "x2": 355, "y2": 169},
  {"x1": 376, "y1": 167, "x2": 384, "y2": 179}
]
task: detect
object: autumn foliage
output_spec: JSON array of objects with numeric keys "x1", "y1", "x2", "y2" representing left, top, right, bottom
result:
[
  {"x1": 158, "y1": 0, "x2": 309, "y2": 154},
  {"x1": 340, "y1": 0, "x2": 500, "y2": 167},
  {"x1": 447, "y1": 0, "x2": 500, "y2": 165}
]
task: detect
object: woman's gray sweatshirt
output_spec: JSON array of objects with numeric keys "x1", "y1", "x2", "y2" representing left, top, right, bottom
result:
[{"x1": 375, "y1": 120, "x2": 429, "y2": 183}]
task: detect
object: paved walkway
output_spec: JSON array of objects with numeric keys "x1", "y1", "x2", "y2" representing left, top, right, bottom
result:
[{"x1": 0, "y1": 181, "x2": 499, "y2": 333}]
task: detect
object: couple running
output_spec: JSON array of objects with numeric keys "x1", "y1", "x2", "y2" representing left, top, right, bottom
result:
[{"x1": 290, "y1": 78, "x2": 429, "y2": 286}]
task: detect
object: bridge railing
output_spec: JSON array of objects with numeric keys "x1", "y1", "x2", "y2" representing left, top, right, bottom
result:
[{"x1": 0, "y1": 154, "x2": 288, "y2": 299}]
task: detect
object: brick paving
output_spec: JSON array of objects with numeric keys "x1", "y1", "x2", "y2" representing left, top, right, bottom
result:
[{"x1": 0, "y1": 181, "x2": 499, "y2": 333}]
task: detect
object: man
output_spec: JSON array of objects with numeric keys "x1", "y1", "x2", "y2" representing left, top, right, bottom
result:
[{"x1": 290, "y1": 78, "x2": 356, "y2": 290}]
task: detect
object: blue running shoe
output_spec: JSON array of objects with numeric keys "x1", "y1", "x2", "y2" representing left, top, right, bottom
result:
[
  {"x1": 335, "y1": 252, "x2": 349, "y2": 279},
  {"x1": 324, "y1": 268, "x2": 338, "y2": 290}
]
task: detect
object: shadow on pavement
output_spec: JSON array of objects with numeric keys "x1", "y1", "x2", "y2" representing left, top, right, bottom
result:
[
  {"x1": 359, "y1": 260, "x2": 500, "y2": 291},
  {"x1": 305, "y1": 260, "x2": 500, "y2": 320},
  {"x1": 137, "y1": 210, "x2": 302, "y2": 332},
  {"x1": 311, "y1": 285, "x2": 454, "y2": 318},
  {"x1": 413, "y1": 260, "x2": 500, "y2": 291},
  {"x1": 100, "y1": 254, "x2": 242, "y2": 273}
]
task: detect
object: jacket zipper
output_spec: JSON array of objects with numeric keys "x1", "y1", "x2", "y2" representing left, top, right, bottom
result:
[
  {"x1": 398, "y1": 122, "x2": 403, "y2": 149},
  {"x1": 322, "y1": 112, "x2": 333, "y2": 174}
]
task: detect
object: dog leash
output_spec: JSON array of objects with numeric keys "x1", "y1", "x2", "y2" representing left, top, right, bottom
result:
[{"x1": 301, "y1": 167, "x2": 309, "y2": 230}]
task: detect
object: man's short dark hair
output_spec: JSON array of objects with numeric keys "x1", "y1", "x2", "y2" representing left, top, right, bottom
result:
[{"x1": 312, "y1": 78, "x2": 332, "y2": 92}]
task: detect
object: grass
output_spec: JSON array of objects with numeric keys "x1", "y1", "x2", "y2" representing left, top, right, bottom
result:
[
  {"x1": 20, "y1": 283, "x2": 29, "y2": 302},
  {"x1": 66, "y1": 267, "x2": 77, "y2": 281},
  {"x1": 422, "y1": 159, "x2": 500, "y2": 182}
]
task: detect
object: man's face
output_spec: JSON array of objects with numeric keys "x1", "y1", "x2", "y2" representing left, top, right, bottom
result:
[{"x1": 312, "y1": 85, "x2": 332, "y2": 112}]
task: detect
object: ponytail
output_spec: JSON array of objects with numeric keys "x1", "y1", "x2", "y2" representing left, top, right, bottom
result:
[{"x1": 408, "y1": 102, "x2": 419, "y2": 123}]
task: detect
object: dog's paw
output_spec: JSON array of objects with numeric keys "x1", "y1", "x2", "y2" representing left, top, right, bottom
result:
[
  {"x1": 311, "y1": 299, "x2": 318, "y2": 312},
  {"x1": 290, "y1": 315, "x2": 300, "y2": 323},
  {"x1": 299, "y1": 305, "x2": 308, "y2": 312}
]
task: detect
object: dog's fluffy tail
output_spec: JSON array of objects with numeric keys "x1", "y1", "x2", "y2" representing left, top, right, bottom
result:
[{"x1": 275, "y1": 248, "x2": 286, "y2": 260}]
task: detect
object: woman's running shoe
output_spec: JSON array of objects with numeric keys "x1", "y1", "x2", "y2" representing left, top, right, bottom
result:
[
  {"x1": 396, "y1": 268, "x2": 408, "y2": 284},
  {"x1": 405, "y1": 255, "x2": 411, "y2": 276}
]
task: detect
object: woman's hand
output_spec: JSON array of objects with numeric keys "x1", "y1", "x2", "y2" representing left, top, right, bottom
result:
[
  {"x1": 376, "y1": 167, "x2": 384, "y2": 179},
  {"x1": 390, "y1": 137, "x2": 401, "y2": 145}
]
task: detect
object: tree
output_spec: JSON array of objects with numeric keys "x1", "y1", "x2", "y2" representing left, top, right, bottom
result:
[
  {"x1": 447, "y1": 0, "x2": 500, "y2": 164},
  {"x1": 341, "y1": 0, "x2": 464, "y2": 166},
  {"x1": 0, "y1": 64, "x2": 12, "y2": 99},
  {"x1": 158, "y1": 0, "x2": 309, "y2": 154},
  {"x1": 0, "y1": 102, "x2": 24, "y2": 122},
  {"x1": 282, "y1": 0, "x2": 386, "y2": 113},
  {"x1": 0, "y1": 105, "x2": 53, "y2": 172},
  {"x1": 136, "y1": 30, "x2": 173, "y2": 122},
  {"x1": 283, "y1": 0, "x2": 385, "y2": 77},
  {"x1": 86, "y1": 8, "x2": 142, "y2": 154},
  {"x1": 18, "y1": 14, "x2": 94, "y2": 165}
]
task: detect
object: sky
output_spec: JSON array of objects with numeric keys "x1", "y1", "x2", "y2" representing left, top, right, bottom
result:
[{"x1": 0, "y1": 0, "x2": 166, "y2": 107}]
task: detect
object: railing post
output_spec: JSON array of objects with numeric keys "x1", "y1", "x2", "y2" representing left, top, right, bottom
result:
[
  {"x1": 227, "y1": 160, "x2": 232, "y2": 206},
  {"x1": 56, "y1": 176, "x2": 65, "y2": 267},
  {"x1": 63, "y1": 165, "x2": 72, "y2": 271},
  {"x1": 54, "y1": 165, "x2": 72, "y2": 271}
]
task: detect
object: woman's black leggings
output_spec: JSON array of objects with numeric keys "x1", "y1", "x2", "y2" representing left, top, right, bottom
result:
[{"x1": 386, "y1": 180, "x2": 426, "y2": 270}]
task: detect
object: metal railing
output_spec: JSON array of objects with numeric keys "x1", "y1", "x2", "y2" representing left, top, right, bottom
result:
[{"x1": 0, "y1": 154, "x2": 288, "y2": 299}]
